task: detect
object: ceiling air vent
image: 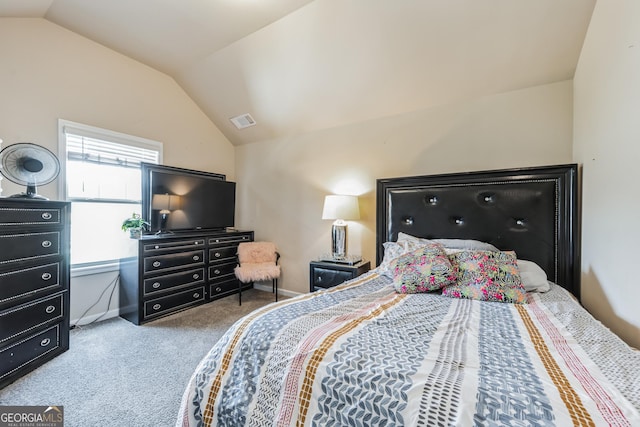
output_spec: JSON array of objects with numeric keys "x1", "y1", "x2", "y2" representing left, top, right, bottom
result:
[{"x1": 229, "y1": 113, "x2": 256, "y2": 130}]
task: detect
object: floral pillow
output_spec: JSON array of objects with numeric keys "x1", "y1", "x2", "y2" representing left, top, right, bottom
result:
[
  {"x1": 392, "y1": 243, "x2": 457, "y2": 293},
  {"x1": 378, "y1": 240, "x2": 428, "y2": 277},
  {"x1": 442, "y1": 250, "x2": 527, "y2": 304}
]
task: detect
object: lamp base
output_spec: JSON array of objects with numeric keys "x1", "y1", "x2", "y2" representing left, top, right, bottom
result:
[{"x1": 331, "y1": 221, "x2": 347, "y2": 259}]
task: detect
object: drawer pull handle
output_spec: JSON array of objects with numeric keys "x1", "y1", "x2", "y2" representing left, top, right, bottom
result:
[
  {"x1": 193, "y1": 255, "x2": 200, "y2": 261},
  {"x1": 317, "y1": 277, "x2": 323, "y2": 283},
  {"x1": 193, "y1": 293, "x2": 200, "y2": 298},
  {"x1": 152, "y1": 282, "x2": 161, "y2": 289},
  {"x1": 214, "y1": 252, "x2": 221, "y2": 258},
  {"x1": 153, "y1": 303, "x2": 161, "y2": 310},
  {"x1": 42, "y1": 272, "x2": 52, "y2": 280},
  {"x1": 45, "y1": 305, "x2": 56, "y2": 314},
  {"x1": 40, "y1": 338, "x2": 51, "y2": 347},
  {"x1": 193, "y1": 274, "x2": 200, "y2": 279},
  {"x1": 41, "y1": 212, "x2": 52, "y2": 220},
  {"x1": 42, "y1": 240, "x2": 52, "y2": 248},
  {"x1": 213, "y1": 269, "x2": 220, "y2": 275},
  {"x1": 215, "y1": 287, "x2": 222, "y2": 292},
  {"x1": 153, "y1": 261, "x2": 161, "y2": 268},
  {"x1": 155, "y1": 245, "x2": 160, "y2": 249}
]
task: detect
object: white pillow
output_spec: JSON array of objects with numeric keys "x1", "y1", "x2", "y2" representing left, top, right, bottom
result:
[
  {"x1": 517, "y1": 259, "x2": 550, "y2": 293},
  {"x1": 397, "y1": 232, "x2": 499, "y2": 252}
]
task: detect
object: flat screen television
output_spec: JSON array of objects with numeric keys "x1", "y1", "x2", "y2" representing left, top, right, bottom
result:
[{"x1": 141, "y1": 163, "x2": 235, "y2": 234}]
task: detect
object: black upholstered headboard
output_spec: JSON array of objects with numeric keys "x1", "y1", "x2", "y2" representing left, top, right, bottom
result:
[{"x1": 376, "y1": 164, "x2": 580, "y2": 298}]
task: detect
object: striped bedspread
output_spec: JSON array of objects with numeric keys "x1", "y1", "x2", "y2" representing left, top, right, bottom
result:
[{"x1": 177, "y1": 272, "x2": 640, "y2": 426}]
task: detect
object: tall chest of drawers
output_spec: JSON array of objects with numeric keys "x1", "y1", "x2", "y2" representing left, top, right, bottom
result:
[
  {"x1": 0, "y1": 199, "x2": 70, "y2": 389},
  {"x1": 119, "y1": 229, "x2": 253, "y2": 325}
]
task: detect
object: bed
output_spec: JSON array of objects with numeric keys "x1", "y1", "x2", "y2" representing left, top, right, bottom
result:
[{"x1": 177, "y1": 164, "x2": 640, "y2": 426}]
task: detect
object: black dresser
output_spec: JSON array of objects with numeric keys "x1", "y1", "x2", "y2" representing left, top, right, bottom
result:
[
  {"x1": 119, "y1": 229, "x2": 253, "y2": 325},
  {"x1": 0, "y1": 199, "x2": 71, "y2": 389}
]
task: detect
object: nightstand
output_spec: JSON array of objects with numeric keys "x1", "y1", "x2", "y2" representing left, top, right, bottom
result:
[{"x1": 309, "y1": 259, "x2": 371, "y2": 292}]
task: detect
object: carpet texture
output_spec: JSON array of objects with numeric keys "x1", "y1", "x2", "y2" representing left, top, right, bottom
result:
[{"x1": 0, "y1": 289, "x2": 277, "y2": 427}]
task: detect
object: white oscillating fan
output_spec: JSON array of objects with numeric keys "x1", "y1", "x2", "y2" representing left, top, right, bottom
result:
[{"x1": 0, "y1": 143, "x2": 61, "y2": 199}]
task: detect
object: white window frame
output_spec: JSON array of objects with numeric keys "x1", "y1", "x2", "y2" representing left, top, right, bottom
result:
[{"x1": 58, "y1": 119, "x2": 163, "y2": 276}]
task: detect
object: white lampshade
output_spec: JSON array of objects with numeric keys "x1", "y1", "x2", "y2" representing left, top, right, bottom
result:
[{"x1": 322, "y1": 195, "x2": 360, "y2": 220}]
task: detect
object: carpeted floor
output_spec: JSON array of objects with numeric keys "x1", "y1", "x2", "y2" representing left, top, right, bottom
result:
[{"x1": 0, "y1": 288, "x2": 277, "y2": 427}]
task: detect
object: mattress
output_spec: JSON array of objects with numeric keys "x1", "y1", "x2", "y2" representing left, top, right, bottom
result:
[{"x1": 176, "y1": 271, "x2": 640, "y2": 426}]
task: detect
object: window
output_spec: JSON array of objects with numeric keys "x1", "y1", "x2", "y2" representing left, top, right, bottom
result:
[{"x1": 59, "y1": 120, "x2": 162, "y2": 269}]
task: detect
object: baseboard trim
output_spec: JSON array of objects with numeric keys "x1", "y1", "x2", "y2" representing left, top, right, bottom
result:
[{"x1": 253, "y1": 283, "x2": 301, "y2": 298}]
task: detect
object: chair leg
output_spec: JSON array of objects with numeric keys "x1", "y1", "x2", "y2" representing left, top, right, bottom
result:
[
  {"x1": 274, "y1": 278, "x2": 278, "y2": 302},
  {"x1": 238, "y1": 280, "x2": 242, "y2": 306}
]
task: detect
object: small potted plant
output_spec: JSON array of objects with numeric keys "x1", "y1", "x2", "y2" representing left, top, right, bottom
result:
[{"x1": 121, "y1": 213, "x2": 150, "y2": 238}]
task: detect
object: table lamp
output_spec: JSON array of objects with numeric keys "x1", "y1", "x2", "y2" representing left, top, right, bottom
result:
[{"x1": 322, "y1": 195, "x2": 360, "y2": 260}]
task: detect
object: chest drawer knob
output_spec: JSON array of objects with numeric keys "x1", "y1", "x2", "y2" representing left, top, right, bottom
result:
[
  {"x1": 214, "y1": 252, "x2": 221, "y2": 258},
  {"x1": 215, "y1": 287, "x2": 222, "y2": 292},
  {"x1": 213, "y1": 269, "x2": 220, "y2": 275},
  {"x1": 153, "y1": 303, "x2": 161, "y2": 310},
  {"x1": 193, "y1": 273, "x2": 200, "y2": 279},
  {"x1": 317, "y1": 276, "x2": 323, "y2": 283},
  {"x1": 42, "y1": 240, "x2": 52, "y2": 248},
  {"x1": 193, "y1": 255, "x2": 200, "y2": 261},
  {"x1": 45, "y1": 305, "x2": 56, "y2": 314},
  {"x1": 41, "y1": 212, "x2": 52, "y2": 220},
  {"x1": 152, "y1": 261, "x2": 161, "y2": 268},
  {"x1": 40, "y1": 338, "x2": 51, "y2": 347},
  {"x1": 193, "y1": 292, "x2": 200, "y2": 299},
  {"x1": 152, "y1": 282, "x2": 161, "y2": 289},
  {"x1": 42, "y1": 272, "x2": 52, "y2": 280},
  {"x1": 154, "y1": 245, "x2": 160, "y2": 249}
]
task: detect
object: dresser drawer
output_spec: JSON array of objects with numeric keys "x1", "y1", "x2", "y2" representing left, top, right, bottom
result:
[
  {"x1": 143, "y1": 239, "x2": 205, "y2": 253},
  {"x1": 0, "y1": 232, "x2": 60, "y2": 265},
  {"x1": 0, "y1": 263, "x2": 61, "y2": 308},
  {"x1": 0, "y1": 325, "x2": 61, "y2": 382},
  {"x1": 208, "y1": 261, "x2": 236, "y2": 280},
  {"x1": 144, "y1": 286, "x2": 206, "y2": 319},
  {"x1": 0, "y1": 293, "x2": 64, "y2": 344},
  {"x1": 208, "y1": 245, "x2": 238, "y2": 263},
  {"x1": 143, "y1": 268, "x2": 205, "y2": 296},
  {"x1": 209, "y1": 277, "x2": 241, "y2": 297},
  {"x1": 143, "y1": 250, "x2": 205, "y2": 274},
  {"x1": 0, "y1": 207, "x2": 61, "y2": 226},
  {"x1": 208, "y1": 234, "x2": 252, "y2": 245}
]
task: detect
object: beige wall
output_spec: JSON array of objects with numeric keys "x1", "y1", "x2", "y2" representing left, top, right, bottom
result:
[
  {"x1": 0, "y1": 18, "x2": 236, "y2": 323},
  {"x1": 573, "y1": 1, "x2": 640, "y2": 348},
  {"x1": 236, "y1": 81, "x2": 574, "y2": 294}
]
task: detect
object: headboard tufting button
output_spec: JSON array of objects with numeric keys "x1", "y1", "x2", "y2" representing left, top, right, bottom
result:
[
  {"x1": 515, "y1": 219, "x2": 525, "y2": 226},
  {"x1": 402, "y1": 216, "x2": 414, "y2": 225},
  {"x1": 426, "y1": 195, "x2": 438, "y2": 205},
  {"x1": 452, "y1": 217, "x2": 464, "y2": 225}
]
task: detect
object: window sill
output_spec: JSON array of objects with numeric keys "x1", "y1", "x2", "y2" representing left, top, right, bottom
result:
[{"x1": 71, "y1": 261, "x2": 120, "y2": 278}]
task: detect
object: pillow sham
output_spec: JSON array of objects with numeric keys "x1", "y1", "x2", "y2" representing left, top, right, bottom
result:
[
  {"x1": 392, "y1": 243, "x2": 456, "y2": 293},
  {"x1": 442, "y1": 250, "x2": 527, "y2": 304},
  {"x1": 397, "y1": 232, "x2": 499, "y2": 252},
  {"x1": 517, "y1": 259, "x2": 550, "y2": 293}
]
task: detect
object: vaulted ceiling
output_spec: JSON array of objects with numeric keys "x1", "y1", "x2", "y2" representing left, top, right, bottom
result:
[{"x1": 0, "y1": 0, "x2": 596, "y2": 146}]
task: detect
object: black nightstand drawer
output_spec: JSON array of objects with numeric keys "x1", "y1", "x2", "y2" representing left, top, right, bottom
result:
[
  {"x1": 310, "y1": 260, "x2": 371, "y2": 291},
  {"x1": 0, "y1": 263, "x2": 61, "y2": 308},
  {"x1": 143, "y1": 268, "x2": 205, "y2": 296},
  {"x1": 0, "y1": 325, "x2": 61, "y2": 382},
  {"x1": 0, "y1": 232, "x2": 60, "y2": 264},
  {"x1": 144, "y1": 250, "x2": 205, "y2": 274},
  {"x1": 312, "y1": 268, "x2": 353, "y2": 289},
  {"x1": 144, "y1": 286, "x2": 206, "y2": 318},
  {"x1": 0, "y1": 293, "x2": 64, "y2": 344}
]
